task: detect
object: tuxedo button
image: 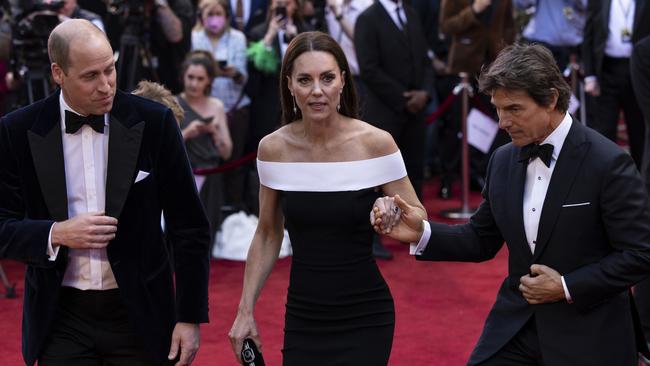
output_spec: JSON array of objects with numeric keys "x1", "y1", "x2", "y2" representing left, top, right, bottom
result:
[
  {"x1": 532, "y1": 208, "x2": 536, "y2": 212},
  {"x1": 538, "y1": 176, "x2": 541, "y2": 180}
]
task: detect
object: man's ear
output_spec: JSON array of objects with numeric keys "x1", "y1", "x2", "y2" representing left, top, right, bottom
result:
[
  {"x1": 547, "y1": 88, "x2": 559, "y2": 112},
  {"x1": 51, "y1": 63, "x2": 64, "y2": 86}
]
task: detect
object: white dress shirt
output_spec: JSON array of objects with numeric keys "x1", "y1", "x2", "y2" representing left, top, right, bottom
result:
[
  {"x1": 324, "y1": 0, "x2": 373, "y2": 76},
  {"x1": 377, "y1": 0, "x2": 407, "y2": 30},
  {"x1": 47, "y1": 93, "x2": 118, "y2": 290},
  {"x1": 412, "y1": 113, "x2": 575, "y2": 301},
  {"x1": 605, "y1": 0, "x2": 636, "y2": 58}
]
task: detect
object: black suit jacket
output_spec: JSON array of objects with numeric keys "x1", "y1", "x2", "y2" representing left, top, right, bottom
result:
[
  {"x1": 354, "y1": 1, "x2": 434, "y2": 125},
  {"x1": 417, "y1": 120, "x2": 650, "y2": 365},
  {"x1": 631, "y1": 35, "x2": 650, "y2": 193},
  {"x1": 583, "y1": 0, "x2": 650, "y2": 79},
  {"x1": 0, "y1": 90, "x2": 211, "y2": 366}
]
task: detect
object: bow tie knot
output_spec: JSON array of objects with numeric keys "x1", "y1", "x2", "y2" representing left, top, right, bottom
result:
[
  {"x1": 519, "y1": 143, "x2": 554, "y2": 167},
  {"x1": 65, "y1": 110, "x2": 105, "y2": 134}
]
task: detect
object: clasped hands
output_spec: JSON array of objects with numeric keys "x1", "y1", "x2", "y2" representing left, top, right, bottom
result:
[
  {"x1": 370, "y1": 195, "x2": 425, "y2": 243},
  {"x1": 519, "y1": 264, "x2": 567, "y2": 304}
]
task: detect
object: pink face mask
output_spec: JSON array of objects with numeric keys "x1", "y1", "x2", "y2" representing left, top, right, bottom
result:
[{"x1": 205, "y1": 15, "x2": 226, "y2": 33}]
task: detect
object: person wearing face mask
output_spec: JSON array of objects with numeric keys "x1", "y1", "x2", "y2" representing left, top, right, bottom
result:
[{"x1": 193, "y1": 0, "x2": 250, "y2": 214}]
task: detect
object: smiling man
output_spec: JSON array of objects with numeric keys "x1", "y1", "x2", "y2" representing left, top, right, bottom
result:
[
  {"x1": 0, "y1": 19, "x2": 210, "y2": 366},
  {"x1": 373, "y1": 43, "x2": 650, "y2": 365}
]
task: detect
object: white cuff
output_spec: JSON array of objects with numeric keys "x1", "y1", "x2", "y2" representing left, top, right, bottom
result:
[
  {"x1": 409, "y1": 220, "x2": 431, "y2": 255},
  {"x1": 47, "y1": 223, "x2": 60, "y2": 261},
  {"x1": 561, "y1": 275, "x2": 573, "y2": 303}
]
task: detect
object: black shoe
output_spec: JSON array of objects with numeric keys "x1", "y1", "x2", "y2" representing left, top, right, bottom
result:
[
  {"x1": 372, "y1": 241, "x2": 393, "y2": 260},
  {"x1": 439, "y1": 179, "x2": 452, "y2": 199}
]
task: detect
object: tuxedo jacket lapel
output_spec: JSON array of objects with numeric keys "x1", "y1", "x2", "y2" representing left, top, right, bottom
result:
[
  {"x1": 377, "y1": 3, "x2": 409, "y2": 47},
  {"x1": 533, "y1": 121, "x2": 590, "y2": 261},
  {"x1": 27, "y1": 92, "x2": 68, "y2": 222},
  {"x1": 105, "y1": 93, "x2": 144, "y2": 219},
  {"x1": 635, "y1": 0, "x2": 647, "y2": 32},
  {"x1": 508, "y1": 148, "x2": 532, "y2": 262}
]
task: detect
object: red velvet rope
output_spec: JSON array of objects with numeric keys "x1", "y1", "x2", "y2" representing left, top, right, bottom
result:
[{"x1": 192, "y1": 151, "x2": 258, "y2": 175}]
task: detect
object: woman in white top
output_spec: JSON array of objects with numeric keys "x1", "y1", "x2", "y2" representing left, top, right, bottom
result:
[{"x1": 228, "y1": 32, "x2": 426, "y2": 365}]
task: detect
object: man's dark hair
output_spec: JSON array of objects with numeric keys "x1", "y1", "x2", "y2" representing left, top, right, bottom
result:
[{"x1": 479, "y1": 43, "x2": 571, "y2": 113}]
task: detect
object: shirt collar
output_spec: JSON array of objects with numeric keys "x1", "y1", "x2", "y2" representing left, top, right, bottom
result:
[
  {"x1": 541, "y1": 112, "x2": 572, "y2": 161},
  {"x1": 378, "y1": 0, "x2": 401, "y2": 12}
]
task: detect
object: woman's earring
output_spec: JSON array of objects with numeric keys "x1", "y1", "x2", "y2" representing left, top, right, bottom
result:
[{"x1": 292, "y1": 95, "x2": 297, "y2": 114}]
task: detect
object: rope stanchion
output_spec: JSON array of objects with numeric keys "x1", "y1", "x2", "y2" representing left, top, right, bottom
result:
[
  {"x1": 440, "y1": 72, "x2": 476, "y2": 220},
  {"x1": 426, "y1": 92, "x2": 457, "y2": 124},
  {"x1": 193, "y1": 151, "x2": 258, "y2": 176}
]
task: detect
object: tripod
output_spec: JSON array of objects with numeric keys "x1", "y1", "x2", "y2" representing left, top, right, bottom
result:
[
  {"x1": 116, "y1": 23, "x2": 157, "y2": 92},
  {"x1": 20, "y1": 65, "x2": 51, "y2": 104},
  {"x1": 0, "y1": 263, "x2": 16, "y2": 299}
]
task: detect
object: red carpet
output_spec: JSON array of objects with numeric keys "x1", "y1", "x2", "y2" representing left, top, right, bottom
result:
[{"x1": 0, "y1": 181, "x2": 508, "y2": 365}]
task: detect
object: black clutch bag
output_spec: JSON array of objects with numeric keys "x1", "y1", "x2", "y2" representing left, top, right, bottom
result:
[{"x1": 241, "y1": 338, "x2": 265, "y2": 366}]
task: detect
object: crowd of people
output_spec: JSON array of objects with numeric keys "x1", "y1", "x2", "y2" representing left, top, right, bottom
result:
[{"x1": 2, "y1": 0, "x2": 650, "y2": 365}]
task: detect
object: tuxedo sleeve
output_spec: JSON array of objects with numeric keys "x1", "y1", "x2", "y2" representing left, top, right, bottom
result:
[
  {"x1": 0, "y1": 118, "x2": 56, "y2": 267},
  {"x1": 157, "y1": 109, "x2": 211, "y2": 323},
  {"x1": 563, "y1": 152, "x2": 650, "y2": 311},
  {"x1": 354, "y1": 10, "x2": 407, "y2": 114},
  {"x1": 581, "y1": 0, "x2": 598, "y2": 78},
  {"x1": 417, "y1": 154, "x2": 504, "y2": 262}
]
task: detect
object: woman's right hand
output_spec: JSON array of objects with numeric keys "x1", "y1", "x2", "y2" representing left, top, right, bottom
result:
[
  {"x1": 263, "y1": 15, "x2": 285, "y2": 46},
  {"x1": 181, "y1": 120, "x2": 208, "y2": 141},
  {"x1": 229, "y1": 311, "x2": 262, "y2": 364}
]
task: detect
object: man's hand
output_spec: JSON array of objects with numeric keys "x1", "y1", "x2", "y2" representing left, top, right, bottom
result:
[
  {"x1": 403, "y1": 90, "x2": 428, "y2": 114},
  {"x1": 168, "y1": 322, "x2": 200, "y2": 366},
  {"x1": 372, "y1": 194, "x2": 424, "y2": 243},
  {"x1": 50, "y1": 212, "x2": 117, "y2": 249},
  {"x1": 519, "y1": 264, "x2": 566, "y2": 304}
]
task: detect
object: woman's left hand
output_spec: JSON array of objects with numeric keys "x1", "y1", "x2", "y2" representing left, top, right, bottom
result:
[{"x1": 370, "y1": 196, "x2": 401, "y2": 234}]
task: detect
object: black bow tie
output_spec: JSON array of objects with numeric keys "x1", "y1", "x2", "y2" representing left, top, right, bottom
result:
[
  {"x1": 65, "y1": 110, "x2": 105, "y2": 134},
  {"x1": 519, "y1": 143, "x2": 554, "y2": 167}
]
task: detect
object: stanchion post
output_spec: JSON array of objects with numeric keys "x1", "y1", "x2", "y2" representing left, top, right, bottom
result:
[{"x1": 441, "y1": 72, "x2": 476, "y2": 220}]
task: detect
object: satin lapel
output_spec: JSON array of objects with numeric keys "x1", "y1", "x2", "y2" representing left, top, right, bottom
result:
[
  {"x1": 104, "y1": 114, "x2": 144, "y2": 219},
  {"x1": 635, "y1": 0, "x2": 647, "y2": 32},
  {"x1": 508, "y1": 148, "x2": 532, "y2": 262},
  {"x1": 532, "y1": 122, "x2": 590, "y2": 261},
  {"x1": 27, "y1": 93, "x2": 68, "y2": 221}
]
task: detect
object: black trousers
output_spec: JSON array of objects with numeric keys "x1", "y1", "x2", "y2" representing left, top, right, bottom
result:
[
  {"x1": 588, "y1": 56, "x2": 645, "y2": 168},
  {"x1": 39, "y1": 287, "x2": 160, "y2": 366},
  {"x1": 477, "y1": 317, "x2": 544, "y2": 366}
]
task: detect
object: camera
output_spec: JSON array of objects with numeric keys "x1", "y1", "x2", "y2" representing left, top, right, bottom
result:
[
  {"x1": 217, "y1": 59, "x2": 228, "y2": 68},
  {"x1": 241, "y1": 338, "x2": 265, "y2": 366}
]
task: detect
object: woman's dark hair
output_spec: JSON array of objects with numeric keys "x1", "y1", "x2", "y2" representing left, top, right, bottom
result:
[
  {"x1": 279, "y1": 31, "x2": 359, "y2": 124},
  {"x1": 478, "y1": 43, "x2": 571, "y2": 113},
  {"x1": 180, "y1": 50, "x2": 217, "y2": 96}
]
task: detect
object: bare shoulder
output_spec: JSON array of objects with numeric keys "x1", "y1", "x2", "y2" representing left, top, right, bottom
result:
[
  {"x1": 209, "y1": 97, "x2": 225, "y2": 111},
  {"x1": 354, "y1": 120, "x2": 399, "y2": 157},
  {"x1": 257, "y1": 125, "x2": 292, "y2": 161}
]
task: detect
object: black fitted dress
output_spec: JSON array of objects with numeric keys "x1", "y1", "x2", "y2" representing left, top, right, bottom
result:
[{"x1": 257, "y1": 151, "x2": 407, "y2": 365}]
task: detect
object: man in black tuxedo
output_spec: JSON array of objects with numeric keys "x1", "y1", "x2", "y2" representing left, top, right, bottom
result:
[
  {"x1": 0, "y1": 20, "x2": 210, "y2": 366},
  {"x1": 582, "y1": 0, "x2": 650, "y2": 168},
  {"x1": 631, "y1": 34, "x2": 650, "y2": 362},
  {"x1": 373, "y1": 43, "x2": 650, "y2": 365},
  {"x1": 354, "y1": 0, "x2": 433, "y2": 198}
]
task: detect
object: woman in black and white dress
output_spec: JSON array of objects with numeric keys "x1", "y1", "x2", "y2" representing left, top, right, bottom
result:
[{"x1": 228, "y1": 32, "x2": 426, "y2": 365}]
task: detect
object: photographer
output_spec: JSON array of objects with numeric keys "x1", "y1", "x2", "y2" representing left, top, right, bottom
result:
[{"x1": 108, "y1": 0, "x2": 194, "y2": 93}]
